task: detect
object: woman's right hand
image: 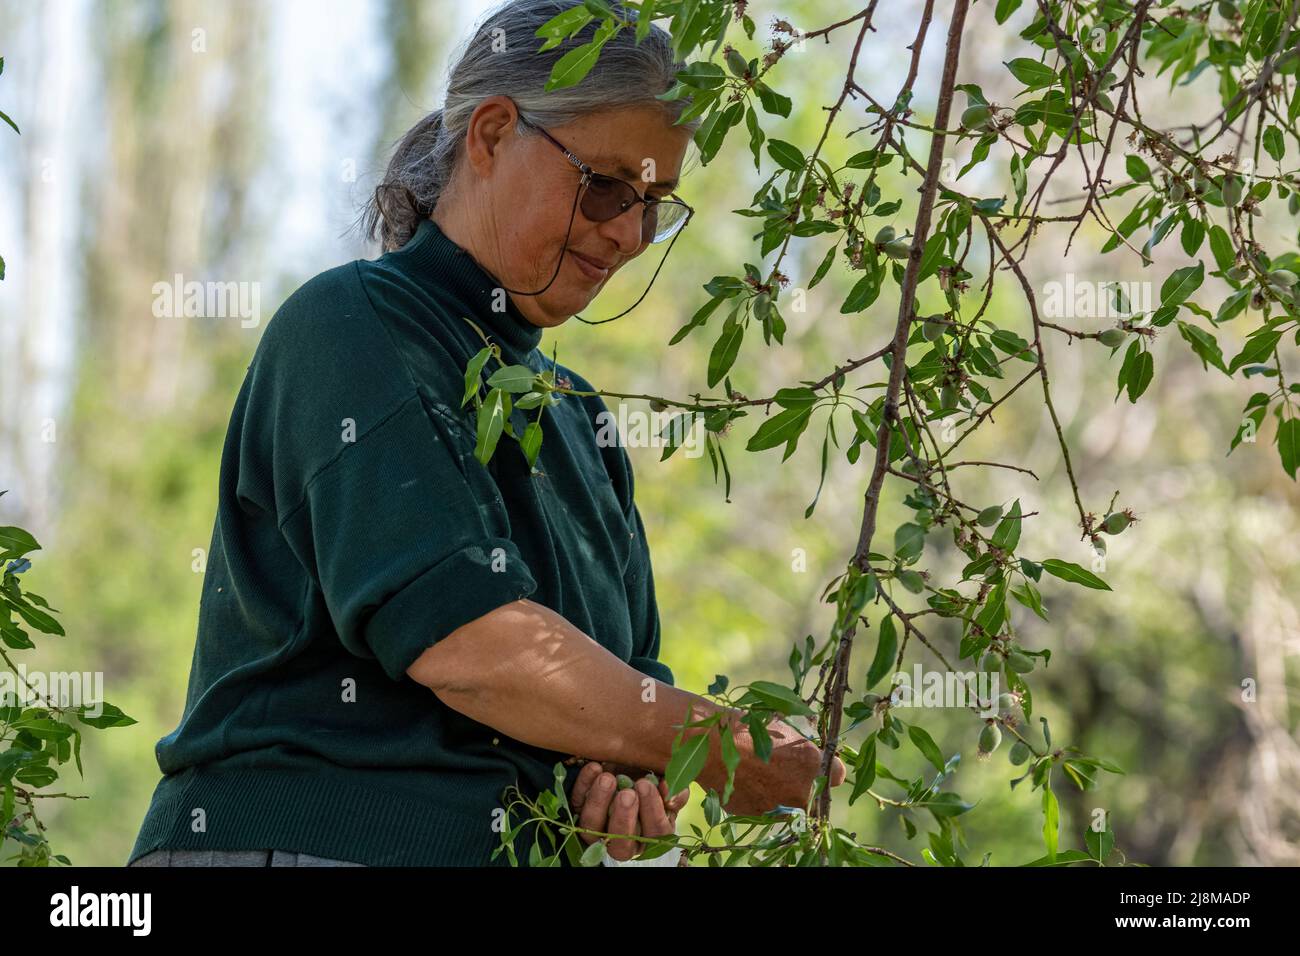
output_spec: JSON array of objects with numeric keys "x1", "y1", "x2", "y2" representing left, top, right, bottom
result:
[
  {"x1": 570, "y1": 761, "x2": 687, "y2": 862},
  {"x1": 702, "y1": 715, "x2": 847, "y2": 817}
]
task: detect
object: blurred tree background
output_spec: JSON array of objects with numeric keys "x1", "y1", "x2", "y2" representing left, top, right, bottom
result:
[{"x1": 1, "y1": 0, "x2": 1297, "y2": 866}]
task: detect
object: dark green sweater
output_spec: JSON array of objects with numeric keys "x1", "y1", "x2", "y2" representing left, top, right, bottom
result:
[{"x1": 128, "y1": 216, "x2": 673, "y2": 867}]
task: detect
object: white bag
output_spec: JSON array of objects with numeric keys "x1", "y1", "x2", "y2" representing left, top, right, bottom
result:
[{"x1": 600, "y1": 843, "x2": 683, "y2": 867}]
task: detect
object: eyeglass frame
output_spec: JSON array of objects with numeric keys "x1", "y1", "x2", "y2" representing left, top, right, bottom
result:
[{"x1": 515, "y1": 114, "x2": 695, "y2": 245}]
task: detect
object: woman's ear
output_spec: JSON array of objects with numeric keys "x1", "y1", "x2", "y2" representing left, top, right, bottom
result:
[{"x1": 462, "y1": 95, "x2": 519, "y2": 179}]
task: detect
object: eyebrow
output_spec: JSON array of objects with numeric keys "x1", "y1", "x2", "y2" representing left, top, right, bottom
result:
[{"x1": 591, "y1": 156, "x2": 679, "y2": 191}]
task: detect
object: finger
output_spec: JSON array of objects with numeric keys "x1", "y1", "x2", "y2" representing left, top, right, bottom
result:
[
  {"x1": 660, "y1": 780, "x2": 689, "y2": 814},
  {"x1": 635, "y1": 778, "x2": 674, "y2": 838},
  {"x1": 577, "y1": 772, "x2": 617, "y2": 846},
  {"x1": 605, "y1": 789, "x2": 641, "y2": 862},
  {"x1": 570, "y1": 762, "x2": 603, "y2": 811}
]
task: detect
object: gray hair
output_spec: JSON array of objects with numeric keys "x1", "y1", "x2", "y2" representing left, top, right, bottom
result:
[{"x1": 361, "y1": 0, "x2": 701, "y2": 252}]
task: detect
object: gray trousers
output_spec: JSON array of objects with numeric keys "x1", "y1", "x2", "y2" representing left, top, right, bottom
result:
[{"x1": 129, "y1": 848, "x2": 366, "y2": 867}]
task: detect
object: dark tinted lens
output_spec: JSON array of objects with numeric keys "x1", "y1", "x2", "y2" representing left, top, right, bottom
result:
[{"x1": 580, "y1": 174, "x2": 637, "y2": 221}]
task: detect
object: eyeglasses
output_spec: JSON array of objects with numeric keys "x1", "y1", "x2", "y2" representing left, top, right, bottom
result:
[{"x1": 518, "y1": 116, "x2": 693, "y2": 245}]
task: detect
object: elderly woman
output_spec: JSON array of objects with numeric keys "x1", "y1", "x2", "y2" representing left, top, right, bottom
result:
[{"x1": 126, "y1": 0, "x2": 842, "y2": 868}]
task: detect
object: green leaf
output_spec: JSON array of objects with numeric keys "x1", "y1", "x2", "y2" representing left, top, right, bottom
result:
[
  {"x1": 707, "y1": 316, "x2": 744, "y2": 387},
  {"x1": 754, "y1": 81, "x2": 791, "y2": 117},
  {"x1": 1040, "y1": 559, "x2": 1111, "y2": 590},
  {"x1": 766, "y1": 139, "x2": 805, "y2": 171},
  {"x1": 746, "y1": 406, "x2": 812, "y2": 452},
  {"x1": 894, "y1": 522, "x2": 925, "y2": 562},
  {"x1": 1263, "y1": 124, "x2": 1285, "y2": 162},
  {"x1": 544, "y1": 20, "x2": 619, "y2": 91},
  {"x1": 75, "y1": 702, "x2": 136, "y2": 729},
  {"x1": 1042, "y1": 784, "x2": 1059, "y2": 862},
  {"x1": 486, "y1": 364, "x2": 537, "y2": 393},
  {"x1": 1180, "y1": 217, "x2": 1205, "y2": 256},
  {"x1": 520, "y1": 421, "x2": 543, "y2": 469},
  {"x1": 461, "y1": 347, "x2": 492, "y2": 407},
  {"x1": 907, "y1": 724, "x2": 946, "y2": 773},
  {"x1": 744, "y1": 103, "x2": 764, "y2": 171},
  {"x1": 743, "y1": 680, "x2": 814, "y2": 717},
  {"x1": 1176, "y1": 320, "x2": 1227, "y2": 373},
  {"x1": 665, "y1": 731, "x2": 711, "y2": 796},
  {"x1": 1085, "y1": 823, "x2": 1115, "y2": 862},
  {"x1": 848, "y1": 735, "x2": 877, "y2": 805},
  {"x1": 669, "y1": 294, "x2": 723, "y2": 345},
  {"x1": 994, "y1": 0, "x2": 1023, "y2": 23},
  {"x1": 1208, "y1": 225, "x2": 1235, "y2": 272},
  {"x1": 1278, "y1": 418, "x2": 1299, "y2": 479},
  {"x1": 9, "y1": 601, "x2": 63, "y2": 636},
  {"x1": 991, "y1": 499, "x2": 1023, "y2": 551},
  {"x1": 1229, "y1": 329, "x2": 1282, "y2": 374},
  {"x1": 474, "y1": 388, "x2": 507, "y2": 464},
  {"x1": 579, "y1": 838, "x2": 606, "y2": 866},
  {"x1": 534, "y1": 5, "x2": 594, "y2": 48},
  {"x1": 1005, "y1": 57, "x2": 1057, "y2": 89},
  {"x1": 1125, "y1": 154, "x2": 1150, "y2": 182},
  {"x1": 0, "y1": 527, "x2": 40, "y2": 556},
  {"x1": 840, "y1": 267, "x2": 881, "y2": 313},
  {"x1": 917, "y1": 791, "x2": 974, "y2": 818},
  {"x1": 1159, "y1": 262, "x2": 1204, "y2": 307},
  {"x1": 864, "y1": 616, "x2": 898, "y2": 690},
  {"x1": 1126, "y1": 350, "x2": 1154, "y2": 402}
]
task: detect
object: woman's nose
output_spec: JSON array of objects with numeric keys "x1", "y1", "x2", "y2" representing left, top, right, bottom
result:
[{"x1": 599, "y1": 204, "x2": 648, "y2": 256}]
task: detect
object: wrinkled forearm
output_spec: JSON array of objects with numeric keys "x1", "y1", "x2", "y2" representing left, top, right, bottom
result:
[{"x1": 406, "y1": 598, "x2": 732, "y2": 773}]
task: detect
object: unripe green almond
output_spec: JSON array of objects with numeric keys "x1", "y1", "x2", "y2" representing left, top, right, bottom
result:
[
  {"x1": 649, "y1": 398, "x2": 669, "y2": 412},
  {"x1": 616, "y1": 774, "x2": 634, "y2": 791},
  {"x1": 921, "y1": 318, "x2": 947, "y2": 341},
  {"x1": 1268, "y1": 269, "x2": 1297, "y2": 288},
  {"x1": 981, "y1": 651, "x2": 1002, "y2": 674},
  {"x1": 1226, "y1": 265, "x2": 1249, "y2": 282},
  {"x1": 940, "y1": 384, "x2": 958, "y2": 410},
  {"x1": 725, "y1": 48, "x2": 749, "y2": 78},
  {"x1": 1008, "y1": 740, "x2": 1031, "y2": 765},
  {"x1": 644, "y1": 772, "x2": 658, "y2": 786},
  {"x1": 1098, "y1": 328, "x2": 1127, "y2": 348},
  {"x1": 1217, "y1": 1, "x2": 1237, "y2": 20},
  {"x1": 1092, "y1": 535, "x2": 1107, "y2": 556},
  {"x1": 1103, "y1": 512, "x2": 1131, "y2": 534},
  {"x1": 997, "y1": 693, "x2": 1018, "y2": 713},
  {"x1": 1169, "y1": 180, "x2": 1187, "y2": 202},
  {"x1": 1289, "y1": 193, "x2": 1300, "y2": 216},
  {"x1": 976, "y1": 505, "x2": 1003, "y2": 527},
  {"x1": 874, "y1": 225, "x2": 896, "y2": 244},
  {"x1": 1006, "y1": 651, "x2": 1035, "y2": 673},
  {"x1": 978, "y1": 722, "x2": 1002, "y2": 756},
  {"x1": 961, "y1": 105, "x2": 992, "y2": 129},
  {"x1": 884, "y1": 239, "x2": 912, "y2": 259}
]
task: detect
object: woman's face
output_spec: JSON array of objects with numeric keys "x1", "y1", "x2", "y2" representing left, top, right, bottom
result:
[{"x1": 451, "y1": 97, "x2": 694, "y2": 329}]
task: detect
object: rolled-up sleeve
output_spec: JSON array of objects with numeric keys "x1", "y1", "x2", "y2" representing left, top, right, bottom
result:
[{"x1": 279, "y1": 393, "x2": 538, "y2": 682}]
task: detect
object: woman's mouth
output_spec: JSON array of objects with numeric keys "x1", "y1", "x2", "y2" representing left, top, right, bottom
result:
[{"x1": 568, "y1": 249, "x2": 611, "y2": 282}]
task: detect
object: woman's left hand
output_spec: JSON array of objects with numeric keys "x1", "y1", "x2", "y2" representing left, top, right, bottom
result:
[{"x1": 570, "y1": 761, "x2": 688, "y2": 862}]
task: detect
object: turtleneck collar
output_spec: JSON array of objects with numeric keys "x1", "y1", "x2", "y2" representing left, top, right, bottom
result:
[{"x1": 389, "y1": 216, "x2": 545, "y2": 356}]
